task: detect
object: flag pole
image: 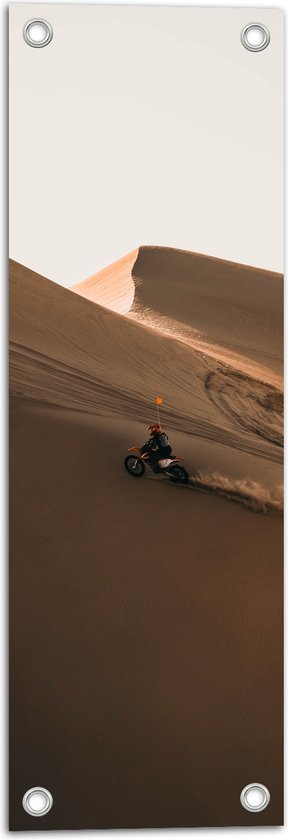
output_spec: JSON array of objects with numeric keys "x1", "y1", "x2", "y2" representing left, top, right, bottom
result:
[{"x1": 155, "y1": 397, "x2": 163, "y2": 427}]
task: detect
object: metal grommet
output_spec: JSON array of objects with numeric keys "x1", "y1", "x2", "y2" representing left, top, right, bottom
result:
[
  {"x1": 23, "y1": 19, "x2": 53, "y2": 48},
  {"x1": 241, "y1": 23, "x2": 270, "y2": 52},
  {"x1": 240, "y1": 783, "x2": 270, "y2": 812},
  {"x1": 22, "y1": 787, "x2": 53, "y2": 817}
]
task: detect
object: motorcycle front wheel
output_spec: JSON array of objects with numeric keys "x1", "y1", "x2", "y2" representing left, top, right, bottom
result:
[
  {"x1": 124, "y1": 455, "x2": 145, "y2": 477},
  {"x1": 167, "y1": 465, "x2": 189, "y2": 484}
]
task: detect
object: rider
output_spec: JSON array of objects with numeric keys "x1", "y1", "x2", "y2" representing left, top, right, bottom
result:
[{"x1": 141, "y1": 424, "x2": 172, "y2": 466}]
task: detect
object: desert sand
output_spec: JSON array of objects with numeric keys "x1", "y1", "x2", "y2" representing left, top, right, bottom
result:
[
  {"x1": 72, "y1": 249, "x2": 138, "y2": 314},
  {"x1": 9, "y1": 249, "x2": 283, "y2": 828}
]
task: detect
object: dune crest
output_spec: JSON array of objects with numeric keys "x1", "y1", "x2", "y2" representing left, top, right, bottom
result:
[
  {"x1": 10, "y1": 259, "x2": 283, "y2": 474},
  {"x1": 132, "y1": 246, "x2": 283, "y2": 379},
  {"x1": 71, "y1": 245, "x2": 283, "y2": 390},
  {"x1": 71, "y1": 248, "x2": 138, "y2": 314}
]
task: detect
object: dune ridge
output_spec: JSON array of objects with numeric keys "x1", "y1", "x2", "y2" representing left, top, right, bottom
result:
[
  {"x1": 70, "y1": 244, "x2": 283, "y2": 388},
  {"x1": 10, "y1": 260, "x2": 283, "y2": 470},
  {"x1": 71, "y1": 248, "x2": 138, "y2": 314},
  {"x1": 132, "y1": 246, "x2": 283, "y2": 374}
]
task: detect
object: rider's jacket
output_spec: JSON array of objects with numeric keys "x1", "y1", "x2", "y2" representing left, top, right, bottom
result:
[{"x1": 141, "y1": 432, "x2": 170, "y2": 454}]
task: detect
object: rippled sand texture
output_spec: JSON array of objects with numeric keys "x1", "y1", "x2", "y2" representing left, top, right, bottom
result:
[{"x1": 10, "y1": 249, "x2": 283, "y2": 829}]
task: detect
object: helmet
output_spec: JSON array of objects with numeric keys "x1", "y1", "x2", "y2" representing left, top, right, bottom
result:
[{"x1": 147, "y1": 423, "x2": 161, "y2": 435}]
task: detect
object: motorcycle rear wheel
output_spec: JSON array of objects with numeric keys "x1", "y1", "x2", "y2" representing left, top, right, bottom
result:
[
  {"x1": 124, "y1": 455, "x2": 145, "y2": 477},
  {"x1": 168, "y1": 465, "x2": 189, "y2": 484}
]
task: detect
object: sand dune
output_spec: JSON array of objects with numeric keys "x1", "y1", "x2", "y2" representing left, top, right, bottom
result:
[
  {"x1": 132, "y1": 246, "x2": 283, "y2": 376},
  {"x1": 71, "y1": 248, "x2": 138, "y2": 314},
  {"x1": 71, "y1": 245, "x2": 283, "y2": 387},
  {"x1": 9, "y1": 254, "x2": 283, "y2": 829},
  {"x1": 10, "y1": 259, "x2": 283, "y2": 471}
]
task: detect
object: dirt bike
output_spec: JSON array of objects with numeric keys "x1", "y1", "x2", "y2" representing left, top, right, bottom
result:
[{"x1": 124, "y1": 447, "x2": 189, "y2": 484}]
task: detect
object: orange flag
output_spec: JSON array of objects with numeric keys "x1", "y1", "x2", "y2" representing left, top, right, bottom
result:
[{"x1": 155, "y1": 397, "x2": 163, "y2": 405}]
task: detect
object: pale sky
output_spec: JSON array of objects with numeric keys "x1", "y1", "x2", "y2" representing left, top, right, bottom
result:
[{"x1": 10, "y1": 4, "x2": 284, "y2": 284}]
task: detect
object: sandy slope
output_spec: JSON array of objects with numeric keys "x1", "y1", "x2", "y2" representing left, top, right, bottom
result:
[
  {"x1": 10, "y1": 260, "x2": 283, "y2": 474},
  {"x1": 71, "y1": 249, "x2": 138, "y2": 314},
  {"x1": 9, "y1": 256, "x2": 283, "y2": 828},
  {"x1": 69, "y1": 245, "x2": 283, "y2": 385},
  {"x1": 132, "y1": 246, "x2": 283, "y2": 377}
]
